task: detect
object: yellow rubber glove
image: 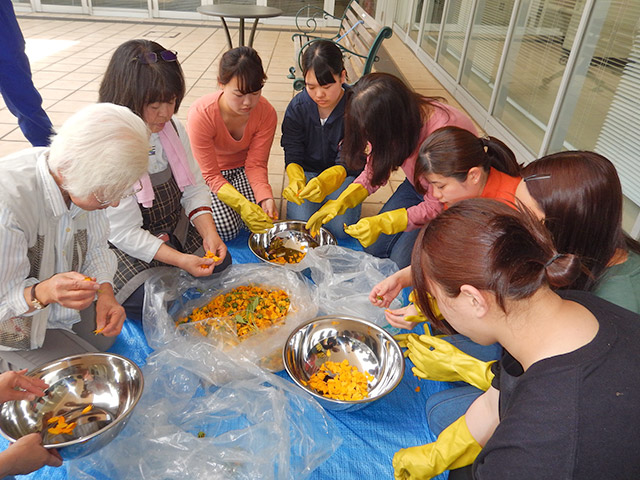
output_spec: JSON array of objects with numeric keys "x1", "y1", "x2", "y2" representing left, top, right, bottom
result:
[
  {"x1": 306, "y1": 182, "x2": 369, "y2": 234},
  {"x1": 282, "y1": 163, "x2": 307, "y2": 206},
  {"x1": 344, "y1": 208, "x2": 408, "y2": 247},
  {"x1": 405, "y1": 334, "x2": 495, "y2": 391},
  {"x1": 216, "y1": 183, "x2": 274, "y2": 233},
  {"x1": 393, "y1": 415, "x2": 482, "y2": 480},
  {"x1": 298, "y1": 165, "x2": 347, "y2": 203},
  {"x1": 408, "y1": 290, "x2": 445, "y2": 322}
]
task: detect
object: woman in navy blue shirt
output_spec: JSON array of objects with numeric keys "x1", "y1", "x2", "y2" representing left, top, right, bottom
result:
[{"x1": 280, "y1": 40, "x2": 360, "y2": 239}]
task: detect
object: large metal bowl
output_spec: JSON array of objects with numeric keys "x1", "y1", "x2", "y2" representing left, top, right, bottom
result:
[
  {"x1": 0, "y1": 353, "x2": 144, "y2": 459},
  {"x1": 248, "y1": 220, "x2": 336, "y2": 266},
  {"x1": 283, "y1": 315, "x2": 404, "y2": 412}
]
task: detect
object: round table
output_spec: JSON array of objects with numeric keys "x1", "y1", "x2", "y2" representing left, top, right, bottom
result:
[{"x1": 197, "y1": 4, "x2": 283, "y2": 49}]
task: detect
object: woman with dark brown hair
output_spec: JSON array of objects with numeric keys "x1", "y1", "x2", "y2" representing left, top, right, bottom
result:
[
  {"x1": 516, "y1": 151, "x2": 640, "y2": 311},
  {"x1": 305, "y1": 73, "x2": 477, "y2": 268},
  {"x1": 373, "y1": 125, "x2": 521, "y2": 329},
  {"x1": 393, "y1": 198, "x2": 640, "y2": 479},
  {"x1": 414, "y1": 126, "x2": 520, "y2": 206},
  {"x1": 187, "y1": 46, "x2": 278, "y2": 240},
  {"x1": 99, "y1": 39, "x2": 230, "y2": 322}
]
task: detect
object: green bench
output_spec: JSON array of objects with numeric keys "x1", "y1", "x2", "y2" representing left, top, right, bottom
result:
[{"x1": 288, "y1": 0, "x2": 393, "y2": 91}]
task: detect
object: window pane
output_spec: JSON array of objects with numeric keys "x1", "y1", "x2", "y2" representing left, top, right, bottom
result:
[
  {"x1": 394, "y1": 0, "x2": 412, "y2": 33},
  {"x1": 158, "y1": 0, "x2": 200, "y2": 12},
  {"x1": 274, "y1": 1, "x2": 351, "y2": 19},
  {"x1": 437, "y1": 0, "x2": 473, "y2": 78},
  {"x1": 459, "y1": 0, "x2": 515, "y2": 109},
  {"x1": 560, "y1": 1, "x2": 640, "y2": 205},
  {"x1": 492, "y1": 0, "x2": 583, "y2": 154},
  {"x1": 420, "y1": 0, "x2": 445, "y2": 58},
  {"x1": 409, "y1": 0, "x2": 424, "y2": 43},
  {"x1": 91, "y1": 0, "x2": 147, "y2": 7}
]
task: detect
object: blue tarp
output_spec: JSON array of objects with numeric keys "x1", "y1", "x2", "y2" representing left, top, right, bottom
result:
[{"x1": 1, "y1": 230, "x2": 450, "y2": 480}]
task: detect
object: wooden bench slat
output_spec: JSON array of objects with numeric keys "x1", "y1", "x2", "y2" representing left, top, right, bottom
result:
[{"x1": 289, "y1": 0, "x2": 393, "y2": 90}]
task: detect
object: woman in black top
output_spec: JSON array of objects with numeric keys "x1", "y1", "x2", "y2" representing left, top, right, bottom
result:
[{"x1": 394, "y1": 198, "x2": 640, "y2": 479}]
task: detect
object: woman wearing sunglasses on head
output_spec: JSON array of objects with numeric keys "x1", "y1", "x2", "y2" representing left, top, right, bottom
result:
[
  {"x1": 393, "y1": 198, "x2": 640, "y2": 480},
  {"x1": 187, "y1": 46, "x2": 278, "y2": 240},
  {"x1": 98, "y1": 39, "x2": 231, "y2": 322}
]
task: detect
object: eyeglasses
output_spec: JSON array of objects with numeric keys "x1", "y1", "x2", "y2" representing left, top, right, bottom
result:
[
  {"x1": 134, "y1": 50, "x2": 178, "y2": 64},
  {"x1": 93, "y1": 181, "x2": 144, "y2": 207}
]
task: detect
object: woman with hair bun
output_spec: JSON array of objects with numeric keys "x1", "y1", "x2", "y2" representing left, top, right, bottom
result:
[
  {"x1": 393, "y1": 198, "x2": 640, "y2": 479},
  {"x1": 414, "y1": 126, "x2": 521, "y2": 206},
  {"x1": 374, "y1": 125, "x2": 521, "y2": 330}
]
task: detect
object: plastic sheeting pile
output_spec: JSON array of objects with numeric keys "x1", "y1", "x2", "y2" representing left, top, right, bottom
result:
[{"x1": 68, "y1": 338, "x2": 341, "y2": 480}]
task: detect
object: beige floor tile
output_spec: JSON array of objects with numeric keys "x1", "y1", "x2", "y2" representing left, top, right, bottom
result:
[
  {"x1": 1, "y1": 13, "x2": 465, "y2": 210},
  {"x1": 0, "y1": 141, "x2": 31, "y2": 156},
  {"x1": 0, "y1": 124, "x2": 19, "y2": 139}
]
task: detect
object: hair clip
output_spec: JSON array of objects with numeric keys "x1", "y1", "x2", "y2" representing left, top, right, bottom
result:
[{"x1": 523, "y1": 173, "x2": 551, "y2": 182}]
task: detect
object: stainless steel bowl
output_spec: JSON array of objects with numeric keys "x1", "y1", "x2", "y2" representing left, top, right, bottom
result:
[
  {"x1": 248, "y1": 220, "x2": 336, "y2": 265},
  {"x1": 0, "y1": 353, "x2": 144, "y2": 459},
  {"x1": 283, "y1": 315, "x2": 404, "y2": 412}
]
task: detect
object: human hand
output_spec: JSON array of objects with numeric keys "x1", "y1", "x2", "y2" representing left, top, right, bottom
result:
[
  {"x1": 298, "y1": 165, "x2": 346, "y2": 203},
  {"x1": 216, "y1": 183, "x2": 274, "y2": 233},
  {"x1": 260, "y1": 198, "x2": 279, "y2": 220},
  {"x1": 369, "y1": 270, "x2": 408, "y2": 308},
  {"x1": 344, "y1": 208, "x2": 408, "y2": 248},
  {"x1": 38, "y1": 272, "x2": 100, "y2": 311},
  {"x1": 0, "y1": 370, "x2": 48, "y2": 403},
  {"x1": 282, "y1": 163, "x2": 306, "y2": 205},
  {"x1": 384, "y1": 304, "x2": 426, "y2": 330},
  {"x1": 0, "y1": 433, "x2": 62, "y2": 476},
  {"x1": 202, "y1": 234, "x2": 228, "y2": 270},
  {"x1": 94, "y1": 284, "x2": 125, "y2": 337},
  {"x1": 405, "y1": 334, "x2": 495, "y2": 390}
]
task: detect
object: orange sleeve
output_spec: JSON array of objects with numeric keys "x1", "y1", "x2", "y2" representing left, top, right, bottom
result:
[
  {"x1": 243, "y1": 98, "x2": 277, "y2": 204},
  {"x1": 186, "y1": 93, "x2": 228, "y2": 194}
]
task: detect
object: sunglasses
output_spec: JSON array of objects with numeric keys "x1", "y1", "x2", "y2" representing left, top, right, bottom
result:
[
  {"x1": 134, "y1": 50, "x2": 178, "y2": 64},
  {"x1": 93, "y1": 181, "x2": 144, "y2": 207}
]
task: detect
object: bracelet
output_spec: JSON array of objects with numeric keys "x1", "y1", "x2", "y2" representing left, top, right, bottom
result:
[{"x1": 188, "y1": 206, "x2": 213, "y2": 221}]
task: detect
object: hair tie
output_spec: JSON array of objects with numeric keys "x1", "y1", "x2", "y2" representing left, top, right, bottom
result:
[
  {"x1": 480, "y1": 136, "x2": 489, "y2": 148},
  {"x1": 545, "y1": 253, "x2": 562, "y2": 267}
]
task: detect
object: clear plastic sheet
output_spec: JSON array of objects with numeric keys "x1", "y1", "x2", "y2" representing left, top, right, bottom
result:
[
  {"x1": 68, "y1": 338, "x2": 341, "y2": 480},
  {"x1": 143, "y1": 264, "x2": 318, "y2": 371},
  {"x1": 303, "y1": 245, "x2": 403, "y2": 333}
]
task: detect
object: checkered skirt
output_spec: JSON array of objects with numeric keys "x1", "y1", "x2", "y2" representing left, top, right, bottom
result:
[
  {"x1": 212, "y1": 167, "x2": 257, "y2": 241},
  {"x1": 111, "y1": 170, "x2": 203, "y2": 303}
]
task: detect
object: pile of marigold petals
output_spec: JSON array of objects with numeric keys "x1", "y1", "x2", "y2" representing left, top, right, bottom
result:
[
  {"x1": 306, "y1": 359, "x2": 374, "y2": 401},
  {"x1": 176, "y1": 285, "x2": 291, "y2": 339},
  {"x1": 47, "y1": 416, "x2": 77, "y2": 436}
]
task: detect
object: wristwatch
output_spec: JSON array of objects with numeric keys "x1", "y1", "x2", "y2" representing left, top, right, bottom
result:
[{"x1": 30, "y1": 283, "x2": 46, "y2": 310}]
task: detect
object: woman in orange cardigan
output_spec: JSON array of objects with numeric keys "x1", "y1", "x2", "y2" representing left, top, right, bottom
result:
[
  {"x1": 187, "y1": 47, "x2": 278, "y2": 240},
  {"x1": 372, "y1": 126, "x2": 522, "y2": 328}
]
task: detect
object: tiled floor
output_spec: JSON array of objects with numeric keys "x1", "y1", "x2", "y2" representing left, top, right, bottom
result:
[{"x1": 1, "y1": 13, "x2": 476, "y2": 219}]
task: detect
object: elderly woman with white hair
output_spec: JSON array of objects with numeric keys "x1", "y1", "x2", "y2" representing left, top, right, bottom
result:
[{"x1": 0, "y1": 102, "x2": 150, "y2": 372}]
